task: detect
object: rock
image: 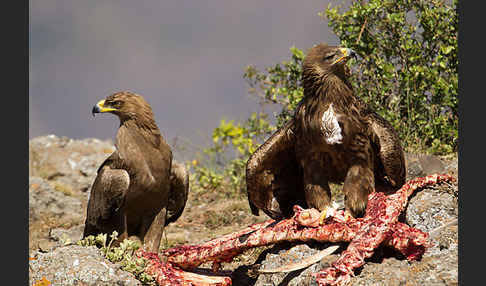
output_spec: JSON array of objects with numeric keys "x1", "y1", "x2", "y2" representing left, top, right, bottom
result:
[
  {"x1": 252, "y1": 243, "x2": 340, "y2": 286},
  {"x1": 50, "y1": 224, "x2": 85, "y2": 246},
  {"x1": 406, "y1": 184, "x2": 458, "y2": 234},
  {"x1": 405, "y1": 153, "x2": 448, "y2": 180},
  {"x1": 406, "y1": 155, "x2": 426, "y2": 180},
  {"x1": 29, "y1": 177, "x2": 84, "y2": 223},
  {"x1": 346, "y1": 246, "x2": 457, "y2": 286},
  {"x1": 29, "y1": 135, "x2": 115, "y2": 194},
  {"x1": 29, "y1": 176, "x2": 86, "y2": 251},
  {"x1": 442, "y1": 155, "x2": 458, "y2": 178},
  {"x1": 29, "y1": 245, "x2": 142, "y2": 286},
  {"x1": 418, "y1": 155, "x2": 446, "y2": 175},
  {"x1": 29, "y1": 135, "x2": 115, "y2": 253},
  {"x1": 37, "y1": 240, "x2": 58, "y2": 253},
  {"x1": 29, "y1": 176, "x2": 88, "y2": 254}
]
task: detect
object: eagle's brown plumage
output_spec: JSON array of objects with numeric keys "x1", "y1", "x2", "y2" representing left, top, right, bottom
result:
[
  {"x1": 246, "y1": 43, "x2": 405, "y2": 219},
  {"x1": 83, "y1": 91, "x2": 189, "y2": 252}
]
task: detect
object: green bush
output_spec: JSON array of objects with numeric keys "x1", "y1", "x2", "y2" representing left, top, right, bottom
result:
[
  {"x1": 189, "y1": 113, "x2": 276, "y2": 196},
  {"x1": 191, "y1": 0, "x2": 457, "y2": 195},
  {"x1": 324, "y1": 0, "x2": 458, "y2": 154}
]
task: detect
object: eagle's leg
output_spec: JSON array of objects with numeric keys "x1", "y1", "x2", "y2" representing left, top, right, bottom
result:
[
  {"x1": 342, "y1": 163, "x2": 375, "y2": 218},
  {"x1": 117, "y1": 212, "x2": 129, "y2": 243},
  {"x1": 109, "y1": 216, "x2": 129, "y2": 248},
  {"x1": 142, "y1": 206, "x2": 167, "y2": 252},
  {"x1": 83, "y1": 209, "x2": 127, "y2": 241},
  {"x1": 302, "y1": 161, "x2": 332, "y2": 218}
]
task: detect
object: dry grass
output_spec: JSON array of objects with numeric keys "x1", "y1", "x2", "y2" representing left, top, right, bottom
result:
[{"x1": 164, "y1": 185, "x2": 268, "y2": 249}]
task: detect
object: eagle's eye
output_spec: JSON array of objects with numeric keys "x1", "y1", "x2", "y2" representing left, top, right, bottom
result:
[
  {"x1": 324, "y1": 53, "x2": 335, "y2": 61},
  {"x1": 112, "y1": 101, "x2": 122, "y2": 108},
  {"x1": 106, "y1": 100, "x2": 121, "y2": 108}
]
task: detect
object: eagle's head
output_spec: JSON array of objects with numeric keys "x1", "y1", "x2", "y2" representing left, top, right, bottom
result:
[
  {"x1": 92, "y1": 91, "x2": 156, "y2": 124},
  {"x1": 303, "y1": 43, "x2": 357, "y2": 80}
]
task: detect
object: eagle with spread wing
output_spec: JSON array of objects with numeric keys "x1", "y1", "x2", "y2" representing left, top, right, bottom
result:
[
  {"x1": 246, "y1": 44, "x2": 405, "y2": 220},
  {"x1": 83, "y1": 91, "x2": 189, "y2": 252}
]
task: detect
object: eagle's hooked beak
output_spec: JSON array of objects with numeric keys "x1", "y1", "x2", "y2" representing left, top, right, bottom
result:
[
  {"x1": 332, "y1": 48, "x2": 357, "y2": 66},
  {"x1": 92, "y1": 99, "x2": 117, "y2": 117}
]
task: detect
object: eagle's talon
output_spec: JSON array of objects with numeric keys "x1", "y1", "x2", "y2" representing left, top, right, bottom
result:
[
  {"x1": 319, "y1": 208, "x2": 328, "y2": 225},
  {"x1": 343, "y1": 210, "x2": 354, "y2": 222},
  {"x1": 212, "y1": 262, "x2": 221, "y2": 273}
]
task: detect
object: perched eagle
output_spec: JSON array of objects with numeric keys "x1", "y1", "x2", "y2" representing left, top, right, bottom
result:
[
  {"x1": 246, "y1": 44, "x2": 405, "y2": 220},
  {"x1": 83, "y1": 91, "x2": 189, "y2": 252}
]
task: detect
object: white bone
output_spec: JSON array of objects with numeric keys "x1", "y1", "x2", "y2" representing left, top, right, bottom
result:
[{"x1": 258, "y1": 245, "x2": 340, "y2": 274}]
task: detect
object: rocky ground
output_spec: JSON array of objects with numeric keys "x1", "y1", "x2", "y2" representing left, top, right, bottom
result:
[{"x1": 29, "y1": 135, "x2": 458, "y2": 286}]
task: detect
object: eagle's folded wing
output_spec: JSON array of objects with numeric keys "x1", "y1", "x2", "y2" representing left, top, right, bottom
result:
[
  {"x1": 83, "y1": 157, "x2": 130, "y2": 237},
  {"x1": 166, "y1": 161, "x2": 189, "y2": 226},
  {"x1": 368, "y1": 111, "x2": 406, "y2": 188}
]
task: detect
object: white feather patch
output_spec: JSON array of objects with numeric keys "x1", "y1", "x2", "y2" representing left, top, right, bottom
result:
[{"x1": 321, "y1": 103, "x2": 343, "y2": 144}]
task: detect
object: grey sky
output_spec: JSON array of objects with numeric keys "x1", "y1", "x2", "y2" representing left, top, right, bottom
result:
[{"x1": 29, "y1": 0, "x2": 341, "y2": 158}]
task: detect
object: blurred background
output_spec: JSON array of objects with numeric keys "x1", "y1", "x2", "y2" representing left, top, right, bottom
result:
[
  {"x1": 28, "y1": 2, "x2": 458, "y2": 283},
  {"x1": 29, "y1": 0, "x2": 340, "y2": 159}
]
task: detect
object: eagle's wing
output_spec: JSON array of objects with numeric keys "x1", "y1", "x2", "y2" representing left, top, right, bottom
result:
[
  {"x1": 368, "y1": 111, "x2": 406, "y2": 189},
  {"x1": 246, "y1": 120, "x2": 306, "y2": 219},
  {"x1": 83, "y1": 152, "x2": 130, "y2": 237},
  {"x1": 165, "y1": 160, "x2": 189, "y2": 226}
]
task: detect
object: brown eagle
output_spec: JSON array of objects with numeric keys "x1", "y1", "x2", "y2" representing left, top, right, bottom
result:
[
  {"x1": 246, "y1": 44, "x2": 405, "y2": 220},
  {"x1": 83, "y1": 91, "x2": 189, "y2": 252}
]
